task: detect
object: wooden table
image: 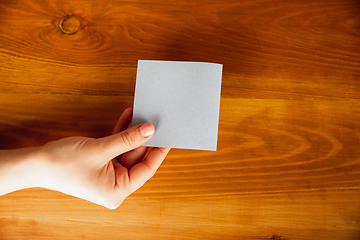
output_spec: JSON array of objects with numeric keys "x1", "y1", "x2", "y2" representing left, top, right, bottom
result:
[{"x1": 1, "y1": 0, "x2": 360, "y2": 239}]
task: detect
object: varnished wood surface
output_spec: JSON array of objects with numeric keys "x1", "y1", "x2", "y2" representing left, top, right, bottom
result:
[{"x1": 0, "y1": 0, "x2": 360, "y2": 239}]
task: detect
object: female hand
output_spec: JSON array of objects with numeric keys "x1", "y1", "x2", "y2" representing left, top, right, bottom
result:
[{"x1": 32, "y1": 108, "x2": 170, "y2": 209}]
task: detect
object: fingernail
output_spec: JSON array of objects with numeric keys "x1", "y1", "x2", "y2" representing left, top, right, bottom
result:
[{"x1": 138, "y1": 123, "x2": 154, "y2": 138}]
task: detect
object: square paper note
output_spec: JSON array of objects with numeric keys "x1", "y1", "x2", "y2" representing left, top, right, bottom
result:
[{"x1": 132, "y1": 60, "x2": 223, "y2": 151}]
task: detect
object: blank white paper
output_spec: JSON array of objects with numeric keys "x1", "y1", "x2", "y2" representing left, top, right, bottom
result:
[{"x1": 132, "y1": 60, "x2": 223, "y2": 151}]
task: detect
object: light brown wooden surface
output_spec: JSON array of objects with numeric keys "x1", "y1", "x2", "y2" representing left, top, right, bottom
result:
[{"x1": 1, "y1": 0, "x2": 360, "y2": 239}]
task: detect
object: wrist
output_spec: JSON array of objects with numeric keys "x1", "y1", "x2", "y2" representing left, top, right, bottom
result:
[{"x1": 0, "y1": 147, "x2": 43, "y2": 195}]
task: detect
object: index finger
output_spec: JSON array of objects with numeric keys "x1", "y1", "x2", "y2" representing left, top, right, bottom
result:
[{"x1": 113, "y1": 108, "x2": 133, "y2": 135}]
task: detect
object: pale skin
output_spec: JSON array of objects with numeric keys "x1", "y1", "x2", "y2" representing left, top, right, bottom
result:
[{"x1": 0, "y1": 108, "x2": 170, "y2": 209}]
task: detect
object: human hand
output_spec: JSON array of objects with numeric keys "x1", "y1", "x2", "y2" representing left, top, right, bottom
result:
[{"x1": 34, "y1": 108, "x2": 170, "y2": 209}]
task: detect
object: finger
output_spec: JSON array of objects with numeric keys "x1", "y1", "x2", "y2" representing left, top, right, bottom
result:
[
  {"x1": 121, "y1": 146, "x2": 148, "y2": 169},
  {"x1": 99, "y1": 123, "x2": 155, "y2": 162},
  {"x1": 128, "y1": 119, "x2": 133, "y2": 129},
  {"x1": 112, "y1": 108, "x2": 133, "y2": 135},
  {"x1": 128, "y1": 147, "x2": 170, "y2": 192}
]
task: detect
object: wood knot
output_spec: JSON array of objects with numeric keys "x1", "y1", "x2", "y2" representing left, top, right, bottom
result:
[{"x1": 59, "y1": 16, "x2": 80, "y2": 34}]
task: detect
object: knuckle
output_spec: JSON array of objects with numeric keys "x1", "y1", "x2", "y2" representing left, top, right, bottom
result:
[
  {"x1": 143, "y1": 161, "x2": 157, "y2": 178},
  {"x1": 119, "y1": 131, "x2": 136, "y2": 147},
  {"x1": 149, "y1": 171, "x2": 156, "y2": 179},
  {"x1": 104, "y1": 197, "x2": 125, "y2": 210},
  {"x1": 105, "y1": 202, "x2": 120, "y2": 210}
]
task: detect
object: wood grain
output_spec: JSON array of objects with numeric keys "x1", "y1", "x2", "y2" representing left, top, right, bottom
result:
[
  {"x1": 0, "y1": 0, "x2": 360, "y2": 239},
  {"x1": 0, "y1": 94, "x2": 359, "y2": 239},
  {"x1": 0, "y1": 0, "x2": 360, "y2": 99}
]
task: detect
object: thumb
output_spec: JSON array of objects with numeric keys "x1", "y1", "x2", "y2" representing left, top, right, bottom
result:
[{"x1": 98, "y1": 123, "x2": 155, "y2": 160}]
